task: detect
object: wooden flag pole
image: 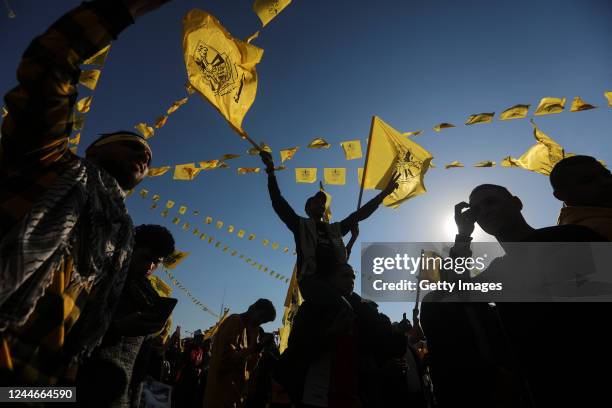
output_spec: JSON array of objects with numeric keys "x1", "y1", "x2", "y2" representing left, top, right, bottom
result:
[{"x1": 357, "y1": 116, "x2": 376, "y2": 210}]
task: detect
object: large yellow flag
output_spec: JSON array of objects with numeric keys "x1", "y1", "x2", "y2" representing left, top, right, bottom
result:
[
  {"x1": 534, "y1": 97, "x2": 566, "y2": 116},
  {"x1": 183, "y1": 10, "x2": 264, "y2": 136},
  {"x1": 79, "y1": 69, "x2": 101, "y2": 90},
  {"x1": 499, "y1": 104, "x2": 530, "y2": 120},
  {"x1": 570, "y1": 96, "x2": 596, "y2": 112},
  {"x1": 174, "y1": 163, "x2": 202, "y2": 180},
  {"x1": 279, "y1": 264, "x2": 302, "y2": 353},
  {"x1": 253, "y1": 0, "x2": 292, "y2": 27},
  {"x1": 83, "y1": 44, "x2": 111, "y2": 65},
  {"x1": 147, "y1": 166, "x2": 171, "y2": 177},
  {"x1": 433, "y1": 123, "x2": 455, "y2": 132},
  {"x1": 323, "y1": 168, "x2": 346, "y2": 185},
  {"x1": 465, "y1": 112, "x2": 494, "y2": 125},
  {"x1": 280, "y1": 147, "x2": 298, "y2": 163},
  {"x1": 501, "y1": 120, "x2": 564, "y2": 175},
  {"x1": 605, "y1": 91, "x2": 612, "y2": 108},
  {"x1": 340, "y1": 139, "x2": 363, "y2": 160},
  {"x1": 307, "y1": 138, "x2": 331, "y2": 149},
  {"x1": 444, "y1": 161, "x2": 464, "y2": 169},
  {"x1": 76, "y1": 96, "x2": 93, "y2": 113},
  {"x1": 363, "y1": 116, "x2": 433, "y2": 208},
  {"x1": 295, "y1": 168, "x2": 317, "y2": 183},
  {"x1": 357, "y1": 168, "x2": 373, "y2": 190}
]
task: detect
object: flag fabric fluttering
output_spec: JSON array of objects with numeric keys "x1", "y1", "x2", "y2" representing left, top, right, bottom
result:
[
  {"x1": 605, "y1": 91, "x2": 612, "y2": 108},
  {"x1": 500, "y1": 120, "x2": 564, "y2": 175},
  {"x1": 237, "y1": 167, "x2": 261, "y2": 174},
  {"x1": 75, "y1": 96, "x2": 93, "y2": 113},
  {"x1": 220, "y1": 153, "x2": 241, "y2": 161},
  {"x1": 474, "y1": 160, "x2": 496, "y2": 167},
  {"x1": 465, "y1": 113, "x2": 494, "y2": 125},
  {"x1": 432, "y1": 123, "x2": 455, "y2": 132},
  {"x1": 402, "y1": 130, "x2": 423, "y2": 137},
  {"x1": 499, "y1": 104, "x2": 530, "y2": 120},
  {"x1": 78, "y1": 69, "x2": 101, "y2": 90},
  {"x1": 147, "y1": 166, "x2": 171, "y2": 177},
  {"x1": 163, "y1": 250, "x2": 190, "y2": 269},
  {"x1": 83, "y1": 44, "x2": 111, "y2": 65},
  {"x1": 323, "y1": 168, "x2": 346, "y2": 185},
  {"x1": 174, "y1": 163, "x2": 202, "y2": 180},
  {"x1": 569, "y1": 96, "x2": 596, "y2": 112},
  {"x1": 307, "y1": 138, "x2": 331, "y2": 149},
  {"x1": 534, "y1": 97, "x2": 566, "y2": 116},
  {"x1": 319, "y1": 181, "x2": 333, "y2": 222},
  {"x1": 280, "y1": 147, "x2": 298, "y2": 163},
  {"x1": 444, "y1": 161, "x2": 464, "y2": 169},
  {"x1": 340, "y1": 139, "x2": 363, "y2": 160},
  {"x1": 199, "y1": 160, "x2": 220, "y2": 170},
  {"x1": 253, "y1": 0, "x2": 292, "y2": 27},
  {"x1": 183, "y1": 9, "x2": 264, "y2": 136},
  {"x1": 363, "y1": 116, "x2": 433, "y2": 208},
  {"x1": 135, "y1": 123, "x2": 155, "y2": 139},
  {"x1": 154, "y1": 115, "x2": 169, "y2": 129},
  {"x1": 295, "y1": 168, "x2": 317, "y2": 183},
  {"x1": 248, "y1": 142, "x2": 272, "y2": 155},
  {"x1": 278, "y1": 264, "x2": 302, "y2": 353},
  {"x1": 166, "y1": 97, "x2": 189, "y2": 115}
]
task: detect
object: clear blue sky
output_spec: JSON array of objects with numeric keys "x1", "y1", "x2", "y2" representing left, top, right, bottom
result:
[{"x1": 1, "y1": 0, "x2": 611, "y2": 334}]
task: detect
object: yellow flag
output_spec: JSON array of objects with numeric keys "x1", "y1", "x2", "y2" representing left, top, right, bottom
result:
[
  {"x1": 280, "y1": 147, "x2": 298, "y2": 163},
  {"x1": 152, "y1": 194, "x2": 161, "y2": 202},
  {"x1": 319, "y1": 181, "x2": 332, "y2": 222},
  {"x1": 83, "y1": 44, "x2": 111, "y2": 65},
  {"x1": 253, "y1": 0, "x2": 292, "y2": 27},
  {"x1": 147, "y1": 275, "x2": 173, "y2": 297},
  {"x1": 444, "y1": 161, "x2": 464, "y2": 169},
  {"x1": 182, "y1": 222, "x2": 190, "y2": 231},
  {"x1": 166, "y1": 200, "x2": 175, "y2": 209},
  {"x1": 164, "y1": 250, "x2": 190, "y2": 269},
  {"x1": 216, "y1": 220, "x2": 224, "y2": 229},
  {"x1": 199, "y1": 160, "x2": 220, "y2": 170},
  {"x1": 340, "y1": 139, "x2": 363, "y2": 160},
  {"x1": 402, "y1": 130, "x2": 423, "y2": 137},
  {"x1": 161, "y1": 209, "x2": 169, "y2": 218},
  {"x1": 237, "y1": 229, "x2": 246, "y2": 238},
  {"x1": 279, "y1": 264, "x2": 302, "y2": 353},
  {"x1": 186, "y1": 83, "x2": 196, "y2": 95},
  {"x1": 605, "y1": 91, "x2": 612, "y2": 108},
  {"x1": 570, "y1": 96, "x2": 596, "y2": 112},
  {"x1": 228, "y1": 225, "x2": 235, "y2": 233},
  {"x1": 501, "y1": 120, "x2": 564, "y2": 175},
  {"x1": 174, "y1": 163, "x2": 202, "y2": 180},
  {"x1": 433, "y1": 123, "x2": 455, "y2": 132},
  {"x1": 219, "y1": 162, "x2": 230, "y2": 169},
  {"x1": 68, "y1": 133, "x2": 81, "y2": 145},
  {"x1": 323, "y1": 168, "x2": 346, "y2": 185},
  {"x1": 205, "y1": 216, "x2": 213, "y2": 224},
  {"x1": 534, "y1": 97, "x2": 566, "y2": 116},
  {"x1": 200, "y1": 233, "x2": 208, "y2": 240},
  {"x1": 499, "y1": 104, "x2": 530, "y2": 120},
  {"x1": 167, "y1": 97, "x2": 189, "y2": 115},
  {"x1": 147, "y1": 166, "x2": 171, "y2": 177},
  {"x1": 465, "y1": 112, "x2": 494, "y2": 125},
  {"x1": 307, "y1": 138, "x2": 331, "y2": 149},
  {"x1": 272, "y1": 243, "x2": 279, "y2": 250},
  {"x1": 220, "y1": 153, "x2": 241, "y2": 161},
  {"x1": 248, "y1": 233, "x2": 256, "y2": 240},
  {"x1": 474, "y1": 160, "x2": 496, "y2": 167},
  {"x1": 139, "y1": 188, "x2": 149, "y2": 198},
  {"x1": 76, "y1": 96, "x2": 93, "y2": 113},
  {"x1": 248, "y1": 143, "x2": 272, "y2": 155},
  {"x1": 79, "y1": 69, "x2": 101, "y2": 90},
  {"x1": 357, "y1": 168, "x2": 372, "y2": 190},
  {"x1": 183, "y1": 9, "x2": 263, "y2": 135},
  {"x1": 429, "y1": 161, "x2": 436, "y2": 168},
  {"x1": 245, "y1": 31, "x2": 260, "y2": 44},
  {"x1": 134, "y1": 123, "x2": 155, "y2": 139},
  {"x1": 155, "y1": 115, "x2": 169, "y2": 129},
  {"x1": 295, "y1": 168, "x2": 317, "y2": 183},
  {"x1": 150, "y1": 203, "x2": 158, "y2": 210},
  {"x1": 178, "y1": 206, "x2": 187, "y2": 215},
  {"x1": 172, "y1": 217, "x2": 181, "y2": 225},
  {"x1": 262, "y1": 239, "x2": 269, "y2": 246},
  {"x1": 72, "y1": 115, "x2": 85, "y2": 131},
  {"x1": 1, "y1": 106, "x2": 7, "y2": 118},
  {"x1": 274, "y1": 165, "x2": 286, "y2": 171},
  {"x1": 237, "y1": 167, "x2": 261, "y2": 174},
  {"x1": 363, "y1": 116, "x2": 433, "y2": 208}
]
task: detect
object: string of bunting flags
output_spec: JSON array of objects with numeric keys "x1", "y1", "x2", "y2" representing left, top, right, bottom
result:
[{"x1": 163, "y1": 268, "x2": 220, "y2": 318}]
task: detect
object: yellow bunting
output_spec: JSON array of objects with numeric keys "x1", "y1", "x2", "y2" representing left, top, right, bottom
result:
[
  {"x1": 499, "y1": 104, "x2": 530, "y2": 120},
  {"x1": 216, "y1": 221, "x2": 224, "y2": 229},
  {"x1": 228, "y1": 225, "x2": 235, "y2": 233},
  {"x1": 323, "y1": 168, "x2": 346, "y2": 185},
  {"x1": 148, "y1": 166, "x2": 171, "y2": 177},
  {"x1": 231, "y1": 250, "x2": 237, "y2": 256},
  {"x1": 174, "y1": 163, "x2": 202, "y2": 180},
  {"x1": 280, "y1": 147, "x2": 298, "y2": 163},
  {"x1": 83, "y1": 44, "x2": 111, "y2": 65},
  {"x1": 248, "y1": 233, "x2": 256, "y2": 240},
  {"x1": 248, "y1": 142, "x2": 272, "y2": 155},
  {"x1": 465, "y1": 112, "x2": 494, "y2": 125},
  {"x1": 402, "y1": 130, "x2": 423, "y2": 137},
  {"x1": 193, "y1": 228, "x2": 200, "y2": 235},
  {"x1": 154, "y1": 115, "x2": 168, "y2": 129},
  {"x1": 570, "y1": 96, "x2": 596, "y2": 112},
  {"x1": 474, "y1": 160, "x2": 496, "y2": 167},
  {"x1": 215, "y1": 242, "x2": 221, "y2": 248},
  {"x1": 218, "y1": 162, "x2": 230, "y2": 169},
  {"x1": 68, "y1": 133, "x2": 81, "y2": 145},
  {"x1": 183, "y1": 9, "x2": 263, "y2": 136},
  {"x1": 79, "y1": 69, "x2": 101, "y2": 90},
  {"x1": 432, "y1": 123, "x2": 455, "y2": 132},
  {"x1": 253, "y1": 0, "x2": 292, "y2": 27},
  {"x1": 237, "y1": 229, "x2": 246, "y2": 238},
  {"x1": 1, "y1": 106, "x2": 7, "y2": 118},
  {"x1": 307, "y1": 138, "x2": 331, "y2": 149},
  {"x1": 245, "y1": 31, "x2": 260, "y2": 44},
  {"x1": 605, "y1": 91, "x2": 612, "y2": 108},
  {"x1": 534, "y1": 97, "x2": 566, "y2": 116},
  {"x1": 134, "y1": 123, "x2": 155, "y2": 139},
  {"x1": 205, "y1": 216, "x2": 213, "y2": 224},
  {"x1": 161, "y1": 209, "x2": 169, "y2": 218},
  {"x1": 274, "y1": 165, "x2": 286, "y2": 171},
  {"x1": 319, "y1": 181, "x2": 333, "y2": 222},
  {"x1": 178, "y1": 206, "x2": 187, "y2": 215},
  {"x1": 200, "y1": 233, "x2": 207, "y2": 240},
  {"x1": 220, "y1": 153, "x2": 241, "y2": 161},
  {"x1": 75, "y1": 96, "x2": 93, "y2": 113},
  {"x1": 363, "y1": 116, "x2": 433, "y2": 208},
  {"x1": 172, "y1": 217, "x2": 180, "y2": 225},
  {"x1": 295, "y1": 168, "x2": 317, "y2": 183},
  {"x1": 262, "y1": 239, "x2": 269, "y2": 246},
  {"x1": 152, "y1": 194, "x2": 161, "y2": 202},
  {"x1": 237, "y1": 167, "x2": 261, "y2": 174},
  {"x1": 166, "y1": 97, "x2": 189, "y2": 115},
  {"x1": 207, "y1": 236, "x2": 214, "y2": 244},
  {"x1": 148, "y1": 275, "x2": 173, "y2": 297},
  {"x1": 272, "y1": 243, "x2": 279, "y2": 250},
  {"x1": 166, "y1": 200, "x2": 175, "y2": 209},
  {"x1": 72, "y1": 115, "x2": 85, "y2": 131},
  {"x1": 182, "y1": 222, "x2": 190, "y2": 231},
  {"x1": 139, "y1": 189, "x2": 149, "y2": 198},
  {"x1": 150, "y1": 203, "x2": 158, "y2": 210},
  {"x1": 199, "y1": 160, "x2": 220, "y2": 170},
  {"x1": 444, "y1": 161, "x2": 464, "y2": 169},
  {"x1": 283, "y1": 247, "x2": 289, "y2": 253},
  {"x1": 340, "y1": 139, "x2": 363, "y2": 160}
]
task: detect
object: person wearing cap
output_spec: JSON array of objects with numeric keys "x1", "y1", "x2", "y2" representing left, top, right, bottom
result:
[
  {"x1": 0, "y1": 0, "x2": 172, "y2": 385},
  {"x1": 259, "y1": 151, "x2": 399, "y2": 302}
]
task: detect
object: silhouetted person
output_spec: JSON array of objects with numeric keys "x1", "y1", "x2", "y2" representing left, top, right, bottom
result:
[
  {"x1": 0, "y1": 0, "x2": 172, "y2": 384},
  {"x1": 550, "y1": 155, "x2": 612, "y2": 240}
]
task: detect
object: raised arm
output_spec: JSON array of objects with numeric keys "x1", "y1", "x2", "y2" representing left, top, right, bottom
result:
[{"x1": 260, "y1": 151, "x2": 300, "y2": 233}]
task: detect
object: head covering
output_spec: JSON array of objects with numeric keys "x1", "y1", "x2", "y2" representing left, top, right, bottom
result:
[{"x1": 86, "y1": 131, "x2": 152, "y2": 158}]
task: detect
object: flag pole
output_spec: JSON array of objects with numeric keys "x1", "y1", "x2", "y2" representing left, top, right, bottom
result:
[
  {"x1": 357, "y1": 116, "x2": 375, "y2": 210},
  {"x1": 414, "y1": 249, "x2": 424, "y2": 318}
]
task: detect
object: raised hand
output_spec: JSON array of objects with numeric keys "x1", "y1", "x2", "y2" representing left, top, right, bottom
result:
[
  {"x1": 381, "y1": 172, "x2": 400, "y2": 196},
  {"x1": 259, "y1": 151, "x2": 274, "y2": 172},
  {"x1": 454, "y1": 201, "x2": 477, "y2": 238}
]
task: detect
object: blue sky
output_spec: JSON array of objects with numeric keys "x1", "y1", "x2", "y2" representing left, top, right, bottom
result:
[{"x1": 2, "y1": 0, "x2": 611, "y2": 334}]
